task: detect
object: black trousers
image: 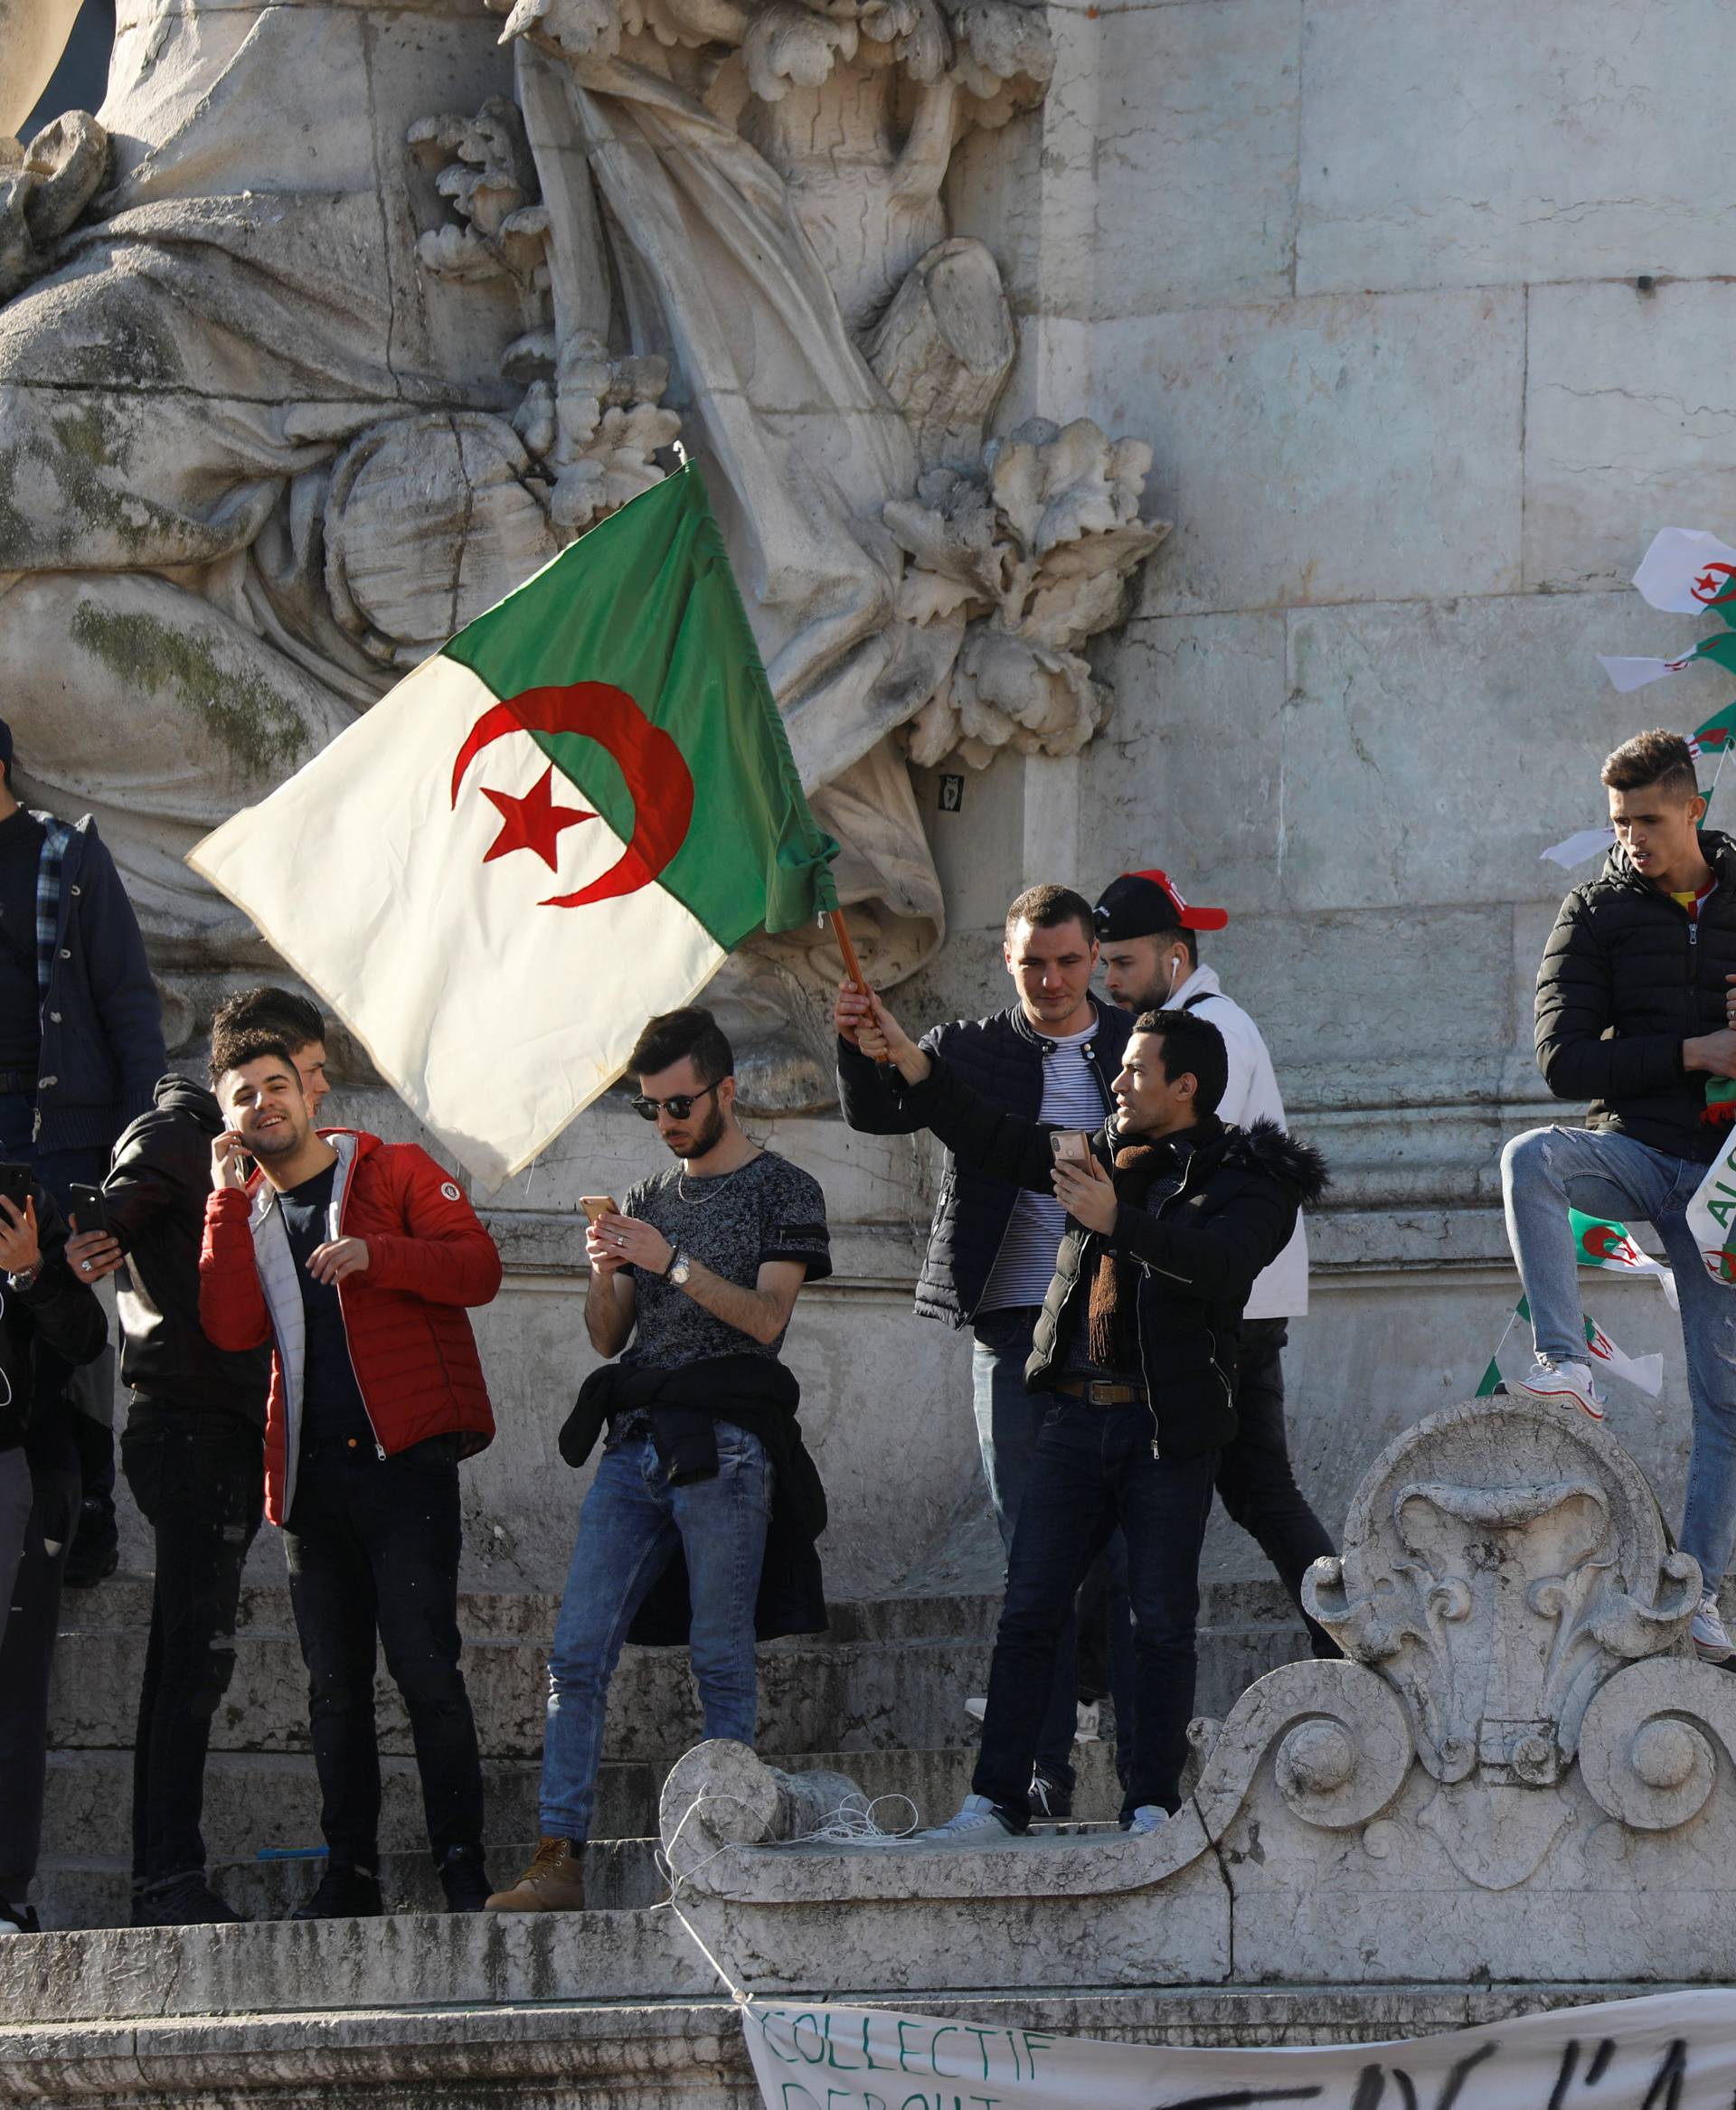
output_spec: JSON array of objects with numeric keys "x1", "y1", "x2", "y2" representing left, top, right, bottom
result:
[
  {"x1": 0, "y1": 1436, "x2": 79, "y2": 1904},
  {"x1": 283, "y1": 1438, "x2": 484, "y2": 1868},
  {"x1": 122, "y1": 1409, "x2": 264, "y2": 1888},
  {"x1": 1215, "y1": 1320, "x2": 1337, "y2": 1656}
]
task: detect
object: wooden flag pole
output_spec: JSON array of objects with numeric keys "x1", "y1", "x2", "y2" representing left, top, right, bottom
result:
[{"x1": 830, "y1": 907, "x2": 871, "y2": 994}]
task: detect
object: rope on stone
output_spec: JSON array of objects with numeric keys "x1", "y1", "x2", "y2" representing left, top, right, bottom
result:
[{"x1": 654, "y1": 1787, "x2": 922, "y2": 2005}]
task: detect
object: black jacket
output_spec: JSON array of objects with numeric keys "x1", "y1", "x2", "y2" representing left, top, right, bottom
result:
[
  {"x1": 560, "y1": 1353, "x2": 827, "y2": 1643},
  {"x1": 837, "y1": 998, "x2": 1136, "y2": 1326},
  {"x1": 901, "y1": 1054, "x2": 1329, "y2": 1457},
  {"x1": 1537, "y1": 831, "x2": 1736, "y2": 1163},
  {"x1": 103, "y1": 1076, "x2": 270, "y2": 1424},
  {"x1": 0, "y1": 1182, "x2": 108, "y2": 1452}
]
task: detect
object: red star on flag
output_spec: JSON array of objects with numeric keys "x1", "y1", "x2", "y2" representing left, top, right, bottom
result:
[{"x1": 480, "y1": 765, "x2": 595, "y2": 871}]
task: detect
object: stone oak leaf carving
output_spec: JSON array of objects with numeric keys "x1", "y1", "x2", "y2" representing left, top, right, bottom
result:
[{"x1": 889, "y1": 418, "x2": 1171, "y2": 768}]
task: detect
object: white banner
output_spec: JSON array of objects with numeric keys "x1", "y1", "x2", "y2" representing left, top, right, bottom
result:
[{"x1": 744, "y1": 1990, "x2": 1736, "y2": 2110}]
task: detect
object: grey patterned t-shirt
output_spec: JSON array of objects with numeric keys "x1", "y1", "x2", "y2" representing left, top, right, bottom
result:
[{"x1": 619, "y1": 1151, "x2": 831, "y2": 1369}]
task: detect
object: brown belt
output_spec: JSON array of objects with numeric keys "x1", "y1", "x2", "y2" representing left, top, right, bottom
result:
[{"x1": 1054, "y1": 1378, "x2": 1147, "y2": 1407}]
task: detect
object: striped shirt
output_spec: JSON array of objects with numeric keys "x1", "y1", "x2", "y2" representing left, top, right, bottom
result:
[{"x1": 977, "y1": 1022, "x2": 1109, "y2": 1314}]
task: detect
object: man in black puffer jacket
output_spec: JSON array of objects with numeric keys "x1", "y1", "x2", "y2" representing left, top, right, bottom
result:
[
  {"x1": 845, "y1": 991, "x2": 1327, "y2": 1839},
  {"x1": 1503, "y1": 729, "x2": 1736, "y2": 1664},
  {"x1": 836, "y1": 883, "x2": 1135, "y2": 1814}
]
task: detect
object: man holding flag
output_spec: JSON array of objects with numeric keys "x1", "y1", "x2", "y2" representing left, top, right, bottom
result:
[{"x1": 1502, "y1": 728, "x2": 1736, "y2": 1663}]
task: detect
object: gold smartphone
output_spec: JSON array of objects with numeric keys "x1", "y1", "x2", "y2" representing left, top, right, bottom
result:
[
  {"x1": 1050, "y1": 1131, "x2": 1090, "y2": 1166},
  {"x1": 580, "y1": 1193, "x2": 622, "y2": 1224}
]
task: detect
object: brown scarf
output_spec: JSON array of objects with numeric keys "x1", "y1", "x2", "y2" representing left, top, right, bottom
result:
[{"x1": 1085, "y1": 1140, "x2": 1176, "y2": 1371}]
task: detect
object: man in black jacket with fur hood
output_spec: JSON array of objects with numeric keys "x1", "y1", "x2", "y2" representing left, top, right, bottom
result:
[{"x1": 845, "y1": 990, "x2": 1327, "y2": 1840}]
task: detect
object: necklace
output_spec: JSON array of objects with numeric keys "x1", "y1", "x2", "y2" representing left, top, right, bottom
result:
[{"x1": 676, "y1": 1155, "x2": 756, "y2": 1205}]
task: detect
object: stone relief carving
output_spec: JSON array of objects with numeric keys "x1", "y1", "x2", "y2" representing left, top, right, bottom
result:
[
  {"x1": 0, "y1": 0, "x2": 1165, "y2": 1100},
  {"x1": 654, "y1": 1398, "x2": 1736, "y2": 1994}
]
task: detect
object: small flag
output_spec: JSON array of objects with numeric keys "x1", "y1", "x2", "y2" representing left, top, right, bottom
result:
[
  {"x1": 1582, "y1": 1314, "x2": 1664, "y2": 1399},
  {"x1": 190, "y1": 466, "x2": 840, "y2": 1186},
  {"x1": 1690, "y1": 705, "x2": 1736, "y2": 758},
  {"x1": 1475, "y1": 1356, "x2": 1505, "y2": 1399},
  {"x1": 1540, "y1": 826, "x2": 1616, "y2": 871},
  {"x1": 1687, "y1": 1129, "x2": 1736, "y2": 1287},
  {"x1": 1571, "y1": 1210, "x2": 1680, "y2": 1312},
  {"x1": 1632, "y1": 527, "x2": 1736, "y2": 617},
  {"x1": 1598, "y1": 634, "x2": 1736, "y2": 692}
]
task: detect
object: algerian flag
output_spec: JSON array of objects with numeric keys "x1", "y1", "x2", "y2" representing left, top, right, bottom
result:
[
  {"x1": 1633, "y1": 527, "x2": 1736, "y2": 616},
  {"x1": 1597, "y1": 633, "x2": 1736, "y2": 692},
  {"x1": 190, "y1": 466, "x2": 839, "y2": 1186},
  {"x1": 1691, "y1": 705, "x2": 1736, "y2": 758},
  {"x1": 1571, "y1": 1210, "x2": 1680, "y2": 1312},
  {"x1": 1687, "y1": 1126, "x2": 1736, "y2": 1289},
  {"x1": 1497, "y1": 1296, "x2": 1665, "y2": 1398}
]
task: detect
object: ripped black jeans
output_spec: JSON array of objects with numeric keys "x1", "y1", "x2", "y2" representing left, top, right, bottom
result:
[{"x1": 122, "y1": 1410, "x2": 264, "y2": 1889}]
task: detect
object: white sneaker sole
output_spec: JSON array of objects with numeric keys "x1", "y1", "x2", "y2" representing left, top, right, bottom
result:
[
  {"x1": 1507, "y1": 1375, "x2": 1604, "y2": 1421},
  {"x1": 1694, "y1": 1633, "x2": 1735, "y2": 1664}
]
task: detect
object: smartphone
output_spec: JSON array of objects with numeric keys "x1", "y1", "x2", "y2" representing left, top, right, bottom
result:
[
  {"x1": 0, "y1": 1161, "x2": 30, "y2": 1213},
  {"x1": 69, "y1": 1182, "x2": 108, "y2": 1236},
  {"x1": 580, "y1": 1194, "x2": 622, "y2": 1224},
  {"x1": 1049, "y1": 1131, "x2": 1091, "y2": 1166}
]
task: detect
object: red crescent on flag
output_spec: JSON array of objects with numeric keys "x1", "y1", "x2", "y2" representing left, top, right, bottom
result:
[
  {"x1": 1583, "y1": 1225, "x2": 1625, "y2": 1263},
  {"x1": 450, "y1": 683, "x2": 694, "y2": 909}
]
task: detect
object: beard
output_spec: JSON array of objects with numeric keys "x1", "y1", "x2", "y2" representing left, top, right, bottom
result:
[{"x1": 665, "y1": 1096, "x2": 728, "y2": 1162}]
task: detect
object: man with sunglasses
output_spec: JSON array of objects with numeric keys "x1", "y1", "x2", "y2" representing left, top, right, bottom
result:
[{"x1": 488, "y1": 1007, "x2": 830, "y2": 1913}]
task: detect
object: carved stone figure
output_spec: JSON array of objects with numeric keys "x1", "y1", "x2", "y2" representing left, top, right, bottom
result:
[{"x1": 0, "y1": 0, "x2": 1165, "y2": 1101}]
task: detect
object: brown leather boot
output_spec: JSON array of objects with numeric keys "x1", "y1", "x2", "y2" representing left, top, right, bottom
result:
[{"x1": 486, "y1": 1836, "x2": 587, "y2": 1912}]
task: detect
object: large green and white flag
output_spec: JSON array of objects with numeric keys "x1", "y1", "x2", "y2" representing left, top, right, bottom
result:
[
  {"x1": 1633, "y1": 526, "x2": 1736, "y2": 614},
  {"x1": 191, "y1": 467, "x2": 838, "y2": 1185}
]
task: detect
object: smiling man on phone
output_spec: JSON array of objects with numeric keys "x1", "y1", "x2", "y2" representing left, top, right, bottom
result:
[
  {"x1": 840, "y1": 989, "x2": 1326, "y2": 1842},
  {"x1": 198, "y1": 1028, "x2": 502, "y2": 1918}
]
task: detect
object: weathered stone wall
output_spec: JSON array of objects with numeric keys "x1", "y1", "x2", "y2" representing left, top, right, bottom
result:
[{"x1": 892, "y1": 0, "x2": 1736, "y2": 1583}]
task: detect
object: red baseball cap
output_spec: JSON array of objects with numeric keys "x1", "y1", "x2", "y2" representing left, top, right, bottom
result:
[{"x1": 1093, "y1": 869, "x2": 1229, "y2": 941}]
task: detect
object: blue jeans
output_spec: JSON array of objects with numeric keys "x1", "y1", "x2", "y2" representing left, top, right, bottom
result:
[
  {"x1": 1502, "y1": 1123, "x2": 1736, "y2": 1586},
  {"x1": 973, "y1": 1399, "x2": 1218, "y2": 1823},
  {"x1": 971, "y1": 1307, "x2": 1080, "y2": 1788},
  {"x1": 540, "y1": 1422, "x2": 773, "y2": 1841}
]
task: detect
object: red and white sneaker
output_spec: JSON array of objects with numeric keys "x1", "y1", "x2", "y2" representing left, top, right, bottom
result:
[
  {"x1": 1692, "y1": 1593, "x2": 1734, "y2": 1664},
  {"x1": 1509, "y1": 1357, "x2": 1604, "y2": 1421}
]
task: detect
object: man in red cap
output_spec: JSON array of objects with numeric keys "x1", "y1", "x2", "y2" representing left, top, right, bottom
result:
[{"x1": 1091, "y1": 869, "x2": 1335, "y2": 1656}]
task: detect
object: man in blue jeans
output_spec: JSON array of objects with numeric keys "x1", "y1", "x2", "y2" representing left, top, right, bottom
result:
[
  {"x1": 489, "y1": 1008, "x2": 830, "y2": 1911},
  {"x1": 1503, "y1": 728, "x2": 1736, "y2": 1663}
]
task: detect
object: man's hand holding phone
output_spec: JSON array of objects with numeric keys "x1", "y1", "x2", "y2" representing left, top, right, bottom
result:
[
  {"x1": 0, "y1": 1192, "x2": 41, "y2": 1279},
  {"x1": 1052, "y1": 1138, "x2": 1117, "y2": 1234},
  {"x1": 211, "y1": 1131, "x2": 253, "y2": 1193}
]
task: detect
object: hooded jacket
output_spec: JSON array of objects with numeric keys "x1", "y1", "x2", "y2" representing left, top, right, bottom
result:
[
  {"x1": 1537, "y1": 830, "x2": 1736, "y2": 1163},
  {"x1": 900, "y1": 1054, "x2": 1330, "y2": 1458},
  {"x1": 836, "y1": 998, "x2": 1136, "y2": 1326},
  {"x1": 27, "y1": 812, "x2": 167, "y2": 1160},
  {"x1": 199, "y1": 1130, "x2": 501, "y2": 1523},
  {"x1": 103, "y1": 1076, "x2": 271, "y2": 1423},
  {"x1": 0, "y1": 1181, "x2": 108, "y2": 1453}
]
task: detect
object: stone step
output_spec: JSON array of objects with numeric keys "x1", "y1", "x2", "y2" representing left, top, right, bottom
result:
[
  {"x1": 33, "y1": 1835, "x2": 666, "y2": 1934},
  {"x1": 33, "y1": 1741, "x2": 1126, "y2": 1882},
  {"x1": 47, "y1": 1576, "x2": 1308, "y2": 1761}
]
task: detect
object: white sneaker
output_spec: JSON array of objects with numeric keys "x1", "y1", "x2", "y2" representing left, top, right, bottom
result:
[
  {"x1": 1693, "y1": 1592, "x2": 1734, "y2": 1663},
  {"x1": 1509, "y1": 1357, "x2": 1604, "y2": 1421},
  {"x1": 1074, "y1": 1701, "x2": 1101, "y2": 1743},
  {"x1": 913, "y1": 1794, "x2": 1022, "y2": 1848},
  {"x1": 1122, "y1": 1804, "x2": 1168, "y2": 1836}
]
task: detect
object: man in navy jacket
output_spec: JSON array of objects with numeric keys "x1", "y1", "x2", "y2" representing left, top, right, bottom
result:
[
  {"x1": 0, "y1": 715, "x2": 166, "y2": 1584},
  {"x1": 835, "y1": 883, "x2": 1134, "y2": 1817}
]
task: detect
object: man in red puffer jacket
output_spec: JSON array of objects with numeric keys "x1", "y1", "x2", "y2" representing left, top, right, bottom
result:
[{"x1": 199, "y1": 1026, "x2": 501, "y2": 1920}]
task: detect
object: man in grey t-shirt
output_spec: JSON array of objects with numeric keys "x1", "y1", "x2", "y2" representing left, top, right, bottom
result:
[{"x1": 488, "y1": 1007, "x2": 829, "y2": 1913}]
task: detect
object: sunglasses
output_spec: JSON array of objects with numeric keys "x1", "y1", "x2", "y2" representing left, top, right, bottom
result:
[{"x1": 629, "y1": 1079, "x2": 727, "y2": 1122}]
